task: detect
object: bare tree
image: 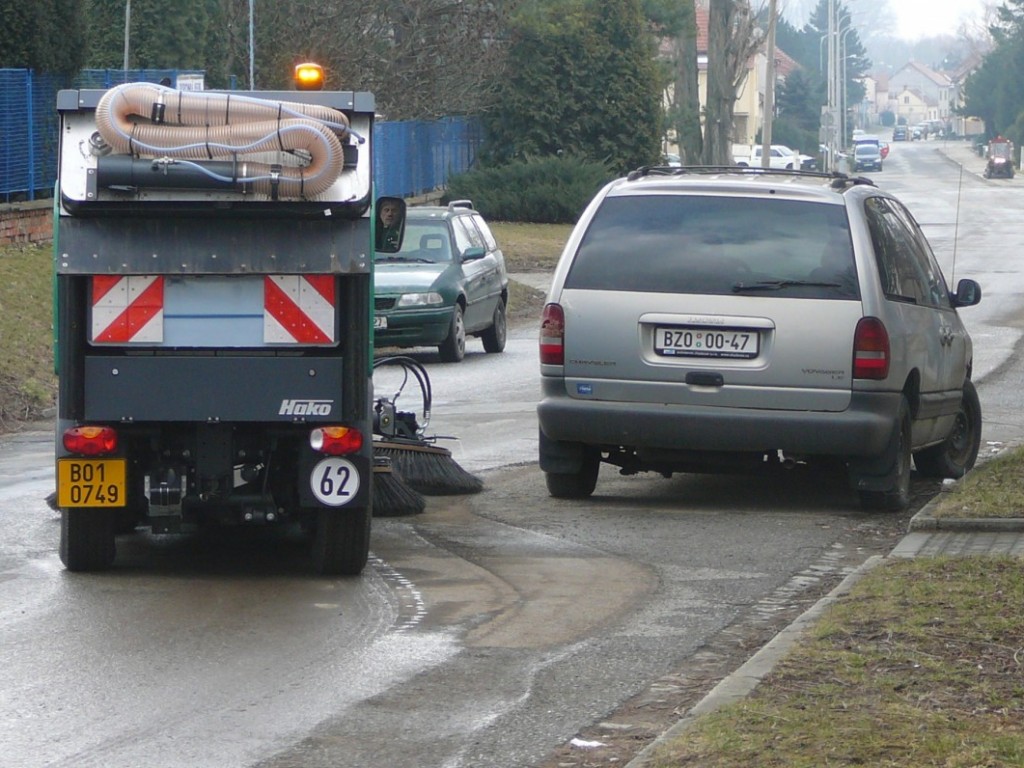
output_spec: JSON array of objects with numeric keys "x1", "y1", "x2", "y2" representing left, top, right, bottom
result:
[
  {"x1": 221, "y1": 0, "x2": 510, "y2": 120},
  {"x1": 672, "y1": 0, "x2": 703, "y2": 163},
  {"x1": 702, "y1": 0, "x2": 763, "y2": 165}
]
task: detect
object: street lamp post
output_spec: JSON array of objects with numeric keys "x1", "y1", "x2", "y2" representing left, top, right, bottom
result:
[
  {"x1": 824, "y1": 0, "x2": 862, "y2": 172},
  {"x1": 826, "y1": 0, "x2": 839, "y2": 171},
  {"x1": 840, "y1": 23, "x2": 858, "y2": 150}
]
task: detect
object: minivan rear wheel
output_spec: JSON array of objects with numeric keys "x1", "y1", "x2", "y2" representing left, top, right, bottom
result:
[
  {"x1": 914, "y1": 380, "x2": 981, "y2": 479},
  {"x1": 858, "y1": 396, "x2": 912, "y2": 512},
  {"x1": 545, "y1": 450, "x2": 600, "y2": 499}
]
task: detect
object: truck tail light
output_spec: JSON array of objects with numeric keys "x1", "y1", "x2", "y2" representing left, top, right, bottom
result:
[
  {"x1": 63, "y1": 426, "x2": 118, "y2": 456},
  {"x1": 310, "y1": 426, "x2": 363, "y2": 455},
  {"x1": 853, "y1": 317, "x2": 890, "y2": 380},
  {"x1": 540, "y1": 303, "x2": 565, "y2": 365}
]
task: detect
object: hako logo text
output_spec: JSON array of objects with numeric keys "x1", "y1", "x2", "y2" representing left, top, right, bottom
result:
[{"x1": 279, "y1": 399, "x2": 334, "y2": 416}]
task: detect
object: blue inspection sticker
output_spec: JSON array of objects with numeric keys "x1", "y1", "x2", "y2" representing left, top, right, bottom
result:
[{"x1": 576, "y1": 383, "x2": 593, "y2": 395}]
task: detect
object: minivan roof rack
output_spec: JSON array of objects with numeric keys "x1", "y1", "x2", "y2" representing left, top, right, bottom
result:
[{"x1": 626, "y1": 164, "x2": 877, "y2": 189}]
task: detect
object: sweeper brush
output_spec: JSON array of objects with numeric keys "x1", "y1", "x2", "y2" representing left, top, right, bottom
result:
[
  {"x1": 372, "y1": 356, "x2": 483, "y2": 496},
  {"x1": 373, "y1": 456, "x2": 427, "y2": 516},
  {"x1": 374, "y1": 439, "x2": 483, "y2": 495}
]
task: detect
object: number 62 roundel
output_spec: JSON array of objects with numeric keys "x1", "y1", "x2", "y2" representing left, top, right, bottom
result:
[{"x1": 310, "y1": 457, "x2": 362, "y2": 506}]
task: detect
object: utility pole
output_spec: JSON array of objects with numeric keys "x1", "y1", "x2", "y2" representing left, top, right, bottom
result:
[
  {"x1": 249, "y1": 0, "x2": 256, "y2": 89},
  {"x1": 760, "y1": 0, "x2": 778, "y2": 168},
  {"x1": 123, "y1": 0, "x2": 131, "y2": 75}
]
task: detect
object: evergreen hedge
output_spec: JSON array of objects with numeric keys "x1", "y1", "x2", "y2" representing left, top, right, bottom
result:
[{"x1": 445, "y1": 156, "x2": 614, "y2": 224}]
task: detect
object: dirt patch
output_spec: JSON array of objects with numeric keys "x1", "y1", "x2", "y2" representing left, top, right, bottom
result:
[{"x1": 508, "y1": 278, "x2": 547, "y2": 330}]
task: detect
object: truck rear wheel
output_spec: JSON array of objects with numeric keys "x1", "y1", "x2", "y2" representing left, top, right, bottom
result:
[
  {"x1": 312, "y1": 504, "x2": 372, "y2": 575},
  {"x1": 60, "y1": 508, "x2": 116, "y2": 571}
]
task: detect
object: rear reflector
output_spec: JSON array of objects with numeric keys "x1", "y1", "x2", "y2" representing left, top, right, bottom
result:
[
  {"x1": 540, "y1": 303, "x2": 565, "y2": 365},
  {"x1": 853, "y1": 317, "x2": 890, "y2": 379}
]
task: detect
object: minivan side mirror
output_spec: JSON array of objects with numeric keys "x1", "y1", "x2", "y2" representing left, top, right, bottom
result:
[
  {"x1": 375, "y1": 197, "x2": 406, "y2": 253},
  {"x1": 953, "y1": 278, "x2": 982, "y2": 308}
]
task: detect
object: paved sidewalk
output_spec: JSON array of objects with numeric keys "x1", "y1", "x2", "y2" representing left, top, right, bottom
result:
[{"x1": 892, "y1": 503, "x2": 1024, "y2": 557}]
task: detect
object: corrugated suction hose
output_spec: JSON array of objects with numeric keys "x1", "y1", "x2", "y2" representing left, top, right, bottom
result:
[{"x1": 94, "y1": 82, "x2": 351, "y2": 199}]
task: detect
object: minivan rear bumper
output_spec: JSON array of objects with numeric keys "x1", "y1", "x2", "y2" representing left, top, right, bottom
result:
[{"x1": 537, "y1": 379, "x2": 901, "y2": 458}]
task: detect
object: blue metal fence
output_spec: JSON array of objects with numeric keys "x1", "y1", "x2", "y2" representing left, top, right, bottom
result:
[
  {"x1": 0, "y1": 68, "x2": 481, "y2": 203},
  {"x1": 1, "y1": 69, "x2": 62, "y2": 201},
  {"x1": 373, "y1": 117, "x2": 484, "y2": 198}
]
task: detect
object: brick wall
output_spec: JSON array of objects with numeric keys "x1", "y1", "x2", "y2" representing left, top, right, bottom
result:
[{"x1": 0, "y1": 201, "x2": 53, "y2": 246}]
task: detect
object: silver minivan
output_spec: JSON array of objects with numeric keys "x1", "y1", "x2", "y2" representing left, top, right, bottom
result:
[{"x1": 537, "y1": 168, "x2": 982, "y2": 510}]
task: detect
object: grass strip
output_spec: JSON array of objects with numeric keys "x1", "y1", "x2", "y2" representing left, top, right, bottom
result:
[{"x1": 652, "y1": 556, "x2": 1024, "y2": 767}]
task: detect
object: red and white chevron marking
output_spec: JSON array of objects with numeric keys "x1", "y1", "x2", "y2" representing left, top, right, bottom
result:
[
  {"x1": 91, "y1": 275, "x2": 165, "y2": 344},
  {"x1": 263, "y1": 275, "x2": 336, "y2": 344}
]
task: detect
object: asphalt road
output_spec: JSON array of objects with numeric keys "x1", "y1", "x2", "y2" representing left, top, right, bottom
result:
[{"x1": 2, "y1": 139, "x2": 1022, "y2": 768}]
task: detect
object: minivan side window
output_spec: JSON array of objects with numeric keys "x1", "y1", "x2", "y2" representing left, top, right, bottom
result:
[
  {"x1": 864, "y1": 197, "x2": 949, "y2": 308},
  {"x1": 887, "y1": 199, "x2": 952, "y2": 309}
]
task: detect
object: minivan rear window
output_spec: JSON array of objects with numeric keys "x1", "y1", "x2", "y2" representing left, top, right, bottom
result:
[{"x1": 565, "y1": 195, "x2": 859, "y2": 298}]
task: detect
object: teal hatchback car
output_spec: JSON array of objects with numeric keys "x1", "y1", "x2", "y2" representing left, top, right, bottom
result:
[{"x1": 374, "y1": 201, "x2": 509, "y2": 362}]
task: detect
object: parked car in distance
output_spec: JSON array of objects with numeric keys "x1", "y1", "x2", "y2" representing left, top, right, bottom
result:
[
  {"x1": 853, "y1": 142, "x2": 883, "y2": 172},
  {"x1": 538, "y1": 165, "x2": 983, "y2": 510},
  {"x1": 374, "y1": 201, "x2": 508, "y2": 362},
  {"x1": 893, "y1": 125, "x2": 908, "y2": 141},
  {"x1": 733, "y1": 144, "x2": 814, "y2": 170},
  {"x1": 778, "y1": 144, "x2": 818, "y2": 170}
]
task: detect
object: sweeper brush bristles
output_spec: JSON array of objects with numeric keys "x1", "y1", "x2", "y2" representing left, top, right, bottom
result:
[
  {"x1": 374, "y1": 440, "x2": 483, "y2": 496},
  {"x1": 373, "y1": 457, "x2": 427, "y2": 516}
]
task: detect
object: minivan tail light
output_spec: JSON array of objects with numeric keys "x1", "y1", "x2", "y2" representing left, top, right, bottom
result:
[
  {"x1": 853, "y1": 317, "x2": 890, "y2": 379},
  {"x1": 540, "y1": 303, "x2": 565, "y2": 365}
]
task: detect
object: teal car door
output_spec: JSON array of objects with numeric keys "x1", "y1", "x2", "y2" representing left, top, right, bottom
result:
[{"x1": 451, "y1": 215, "x2": 500, "y2": 331}]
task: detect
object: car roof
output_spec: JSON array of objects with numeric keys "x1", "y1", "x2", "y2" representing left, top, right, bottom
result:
[
  {"x1": 612, "y1": 167, "x2": 876, "y2": 204},
  {"x1": 406, "y1": 200, "x2": 478, "y2": 223}
]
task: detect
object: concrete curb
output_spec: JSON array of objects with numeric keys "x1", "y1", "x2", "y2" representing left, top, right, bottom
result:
[
  {"x1": 623, "y1": 555, "x2": 887, "y2": 768},
  {"x1": 908, "y1": 514, "x2": 1024, "y2": 532}
]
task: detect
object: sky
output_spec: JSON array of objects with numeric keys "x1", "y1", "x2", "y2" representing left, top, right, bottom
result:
[
  {"x1": 784, "y1": 0, "x2": 993, "y2": 40},
  {"x1": 891, "y1": 0, "x2": 991, "y2": 39}
]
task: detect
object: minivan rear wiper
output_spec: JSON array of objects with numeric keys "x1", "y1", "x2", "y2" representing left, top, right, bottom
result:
[{"x1": 732, "y1": 279, "x2": 841, "y2": 292}]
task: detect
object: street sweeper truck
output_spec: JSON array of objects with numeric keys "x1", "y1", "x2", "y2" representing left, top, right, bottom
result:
[{"x1": 52, "y1": 66, "x2": 397, "y2": 574}]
